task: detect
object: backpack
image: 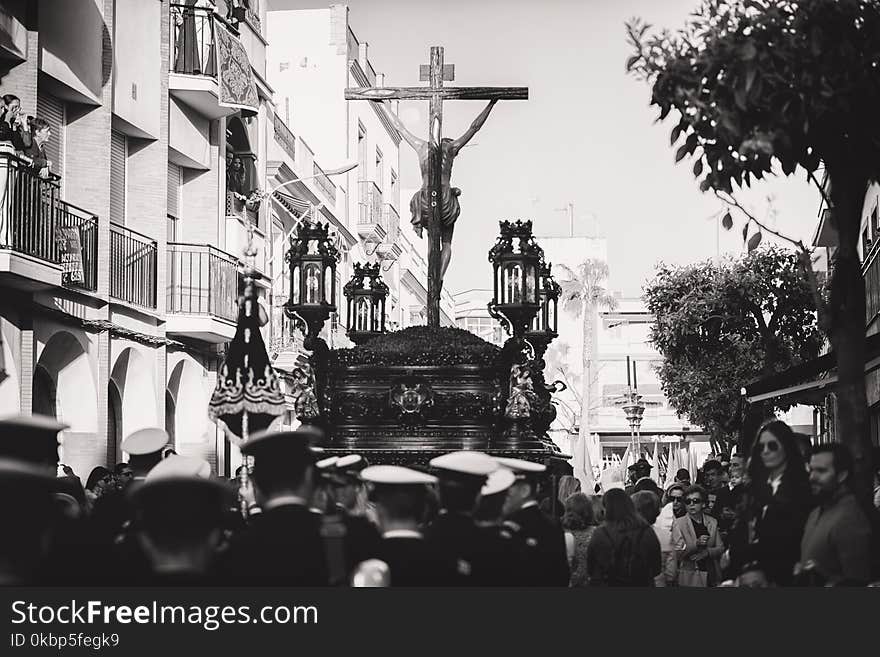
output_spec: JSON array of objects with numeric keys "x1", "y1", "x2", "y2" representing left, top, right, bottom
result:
[{"x1": 600, "y1": 525, "x2": 651, "y2": 586}]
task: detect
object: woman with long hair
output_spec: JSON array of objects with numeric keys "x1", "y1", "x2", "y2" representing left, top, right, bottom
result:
[
  {"x1": 586, "y1": 488, "x2": 660, "y2": 586},
  {"x1": 561, "y1": 492, "x2": 597, "y2": 587},
  {"x1": 740, "y1": 419, "x2": 811, "y2": 586}
]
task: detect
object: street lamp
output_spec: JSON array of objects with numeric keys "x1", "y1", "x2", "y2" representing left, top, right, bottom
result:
[
  {"x1": 343, "y1": 262, "x2": 389, "y2": 346},
  {"x1": 269, "y1": 160, "x2": 358, "y2": 248},
  {"x1": 621, "y1": 356, "x2": 646, "y2": 459}
]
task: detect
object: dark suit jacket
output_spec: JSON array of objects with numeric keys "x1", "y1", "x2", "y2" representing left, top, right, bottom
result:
[
  {"x1": 221, "y1": 503, "x2": 328, "y2": 586},
  {"x1": 508, "y1": 503, "x2": 570, "y2": 586},
  {"x1": 428, "y1": 511, "x2": 524, "y2": 585},
  {"x1": 751, "y1": 473, "x2": 812, "y2": 586},
  {"x1": 377, "y1": 535, "x2": 457, "y2": 586}
]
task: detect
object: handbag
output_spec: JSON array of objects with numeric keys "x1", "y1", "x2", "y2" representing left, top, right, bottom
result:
[{"x1": 677, "y1": 568, "x2": 708, "y2": 587}]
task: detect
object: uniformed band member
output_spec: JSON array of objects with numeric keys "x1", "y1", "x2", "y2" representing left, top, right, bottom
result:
[
  {"x1": 427, "y1": 450, "x2": 519, "y2": 585},
  {"x1": 121, "y1": 428, "x2": 169, "y2": 480},
  {"x1": 0, "y1": 457, "x2": 58, "y2": 584},
  {"x1": 0, "y1": 414, "x2": 68, "y2": 467},
  {"x1": 313, "y1": 453, "x2": 382, "y2": 577},
  {"x1": 222, "y1": 428, "x2": 329, "y2": 585},
  {"x1": 127, "y1": 458, "x2": 230, "y2": 585},
  {"x1": 496, "y1": 457, "x2": 570, "y2": 586},
  {"x1": 360, "y1": 465, "x2": 457, "y2": 586}
]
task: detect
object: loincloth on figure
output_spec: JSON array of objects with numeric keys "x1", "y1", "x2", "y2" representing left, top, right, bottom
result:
[{"x1": 409, "y1": 185, "x2": 461, "y2": 243}]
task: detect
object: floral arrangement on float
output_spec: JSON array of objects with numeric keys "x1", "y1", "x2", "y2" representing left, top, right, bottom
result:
[{"x1": 330, "y1": 326, "x2": 500, "y2": 368}]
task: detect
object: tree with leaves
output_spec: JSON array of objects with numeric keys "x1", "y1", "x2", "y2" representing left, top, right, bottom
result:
[
  {"x1": 627, "y1": 0, "x2": 880, "y2": 498},
  {"x1": 558, "y1": 260, "x2": 618, "y2": 459},
  {"x1": 645, "y1": 247, "x2": 823, "y2": 446}
]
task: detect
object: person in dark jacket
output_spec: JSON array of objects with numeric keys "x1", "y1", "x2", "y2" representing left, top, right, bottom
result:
[
  {"x1": 587, "y1": 488, "x2": 661, "y2": 586},
  {"x1": 497, "y1": 457, "x2": 570, "y2": 586},
  {"x1": 361, "y1": 465, "x2": 457, "y2": 586},
  {"x1": 735, "y1": 420, "x2": 812, "y2": 586},
  {"x1": 23, "y1": 117, "x2": 56, "y2": 179},
  {"x1": 222, "y1": 428, "x2": 329, "y2": 585}
]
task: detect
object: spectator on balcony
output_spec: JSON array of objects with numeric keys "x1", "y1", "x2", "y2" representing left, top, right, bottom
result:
[
  {"x1": 0, "y1": 94, "x2": 32, "y2": 246},
  {"x1": 23, "y1": 117, "x2": 56, "y2": 180},
  {"x1": 0, "y1": 95, "x2": 31, "y2": 153},
  {"x1": 227, "y1": 154, "x2": 248, "y2": 200}
]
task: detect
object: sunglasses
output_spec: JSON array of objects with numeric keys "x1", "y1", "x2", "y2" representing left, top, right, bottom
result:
[
  {"x1": 685, "y1": 498, "x2": 703, "y2": 505},
  {"x1": 760, "y1": 441, "x2": 780, "y2": 452}
]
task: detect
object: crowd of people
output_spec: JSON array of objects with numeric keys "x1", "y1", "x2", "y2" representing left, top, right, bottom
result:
[
  {"x1": 559, "y1": 421, "x2": 880, "y2": 587},
  {"x1": 1, "y1": 411, "x2": 878, "y2": 587}
]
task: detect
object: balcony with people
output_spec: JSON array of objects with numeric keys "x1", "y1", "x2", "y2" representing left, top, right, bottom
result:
[
  {"x1": 166, "y1": 240, "x2": 239, "y2": 342},
  {"x1": 0, "y1": 97, "x2": 98, "y2": 292},
  {"x1": 169, "y1": 2, "x2": 257, "y2": 120}
]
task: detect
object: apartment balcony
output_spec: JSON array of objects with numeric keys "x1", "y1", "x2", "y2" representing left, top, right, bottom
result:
[
  {"x1": 166, "y1": 241, "x2": 239, "y2": 343},
  {"x1": 0, "y1": 153, "x2": 98, "y2": 292},
  {"x1": 169, "y1": 4, "x2": 239, "y2": 120},
  {"x1": 269, "y1": 307, "x2": 305, "y2": 373},
  {"x1": 357, "y1": 180, "x2": 386, "y2": 242},
  {"x1": 376, "y1": 203, "x2": 403, "y2": 262},
  {"x1": 313, "y1": 161, "x2": 337, "y2": 207},
  {"x1": 110, "y1": 223, "x2": 157, "y2": 310}
]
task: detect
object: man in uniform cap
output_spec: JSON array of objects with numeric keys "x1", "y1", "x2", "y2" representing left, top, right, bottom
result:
[
  {"x1": 359, "y1": 465, "x2": 456, "y2": 586},
  {"x1": 0, "y1": 458, "x2": 58, "y2": 584},
  {"x1": 222, "y1": 428, "x2": 329, "y2": 585},
  {"x1": 496, "y1": 457, "x2": 570, "y2": 586},
  {"x1": 127, "y1": 463, "x2": 231, "y2": 584},
  {"x1": 627, "y1": 458, "x2": 663, "y2": 498},
  {"x1": 0, "y1": 414, "x2": 68, "y2": 467},
  {"x1": 313, "y1": 454, "x2": 381, "y2": 576},
  {"x1": 121, "y1": 428, "x2": 169, "y2": 480},
  {"x1": 427, "y1": 450, "x2": 520, "y2": 585}
]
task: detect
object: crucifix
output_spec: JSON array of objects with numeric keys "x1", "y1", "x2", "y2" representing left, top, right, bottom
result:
[{"x1": 345, "y1": 46, "x2": 528, "y2": 327}]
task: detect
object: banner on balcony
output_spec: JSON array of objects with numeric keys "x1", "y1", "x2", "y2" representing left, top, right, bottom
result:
[
  {"x1": 215, "y1": 22, "x2": 259, "y2": 116},
  {"x1": 56, "y1": 226, "x2": 84, "y2": 285}
]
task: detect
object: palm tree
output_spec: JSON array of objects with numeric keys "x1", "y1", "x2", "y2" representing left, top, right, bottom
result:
[{"x1": 558, "y1": 259, "x2": 617, "y2": 463}]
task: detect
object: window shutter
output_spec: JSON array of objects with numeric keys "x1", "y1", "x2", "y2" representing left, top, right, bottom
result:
[
  {"x1": 167, "y1": 161, "x2": 181, "y2": 219},
  {"x1": 110, "y1": 131, "x2": 126, "y2": 224},
  {"x1": 36, "y1": 91, "x2": 65, "y2": 180}
]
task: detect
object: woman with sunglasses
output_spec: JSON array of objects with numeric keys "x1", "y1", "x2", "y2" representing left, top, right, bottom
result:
[
  {"x1": 671, "y1": 484, "x2": 724, "y2": 586},
  {"x1": 738, "y1": 420, "x2": 811, "y2": 586}
]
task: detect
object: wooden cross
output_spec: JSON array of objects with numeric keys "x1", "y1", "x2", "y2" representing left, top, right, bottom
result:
[{"x1": 345, "y1": 46, "x2": 528, "y2": 327}]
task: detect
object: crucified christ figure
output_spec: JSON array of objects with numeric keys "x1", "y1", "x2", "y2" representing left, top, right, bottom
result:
[{"x1": 376, "y1": 99, "x2": 497, "y2": 283}]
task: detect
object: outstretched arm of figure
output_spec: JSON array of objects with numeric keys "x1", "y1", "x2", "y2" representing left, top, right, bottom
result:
[
  {"x1": 451, "y1": 99, "x2": 497, "y2": 153},
  {"x1": 375, "y1": 100, "x2": 426, "y2": 152}
]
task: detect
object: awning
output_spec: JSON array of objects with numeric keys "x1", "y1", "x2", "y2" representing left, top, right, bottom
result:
[
  {"x1": 743, "y1": 332, "x2": 880, "y2": 404},
  {"x1": 215, "y1": 20, "x2": 259, "y2": 116}
]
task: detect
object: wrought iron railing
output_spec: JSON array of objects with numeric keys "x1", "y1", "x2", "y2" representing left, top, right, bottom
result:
[
  {"x1": 358, "y1": 180, "x2": 384, "y2": 229},
  {"x1": 273, "y1": 114, "x2": 296, "y2": 163},
  {"x1": 170, "y1": 4, "x2": 217, "y2": 77},
  {"x1": 0, "y1": 153, "x2": 59, "y2": 264},
  {"x1": 167, "y1": 241, "x2": 239, "y2": 322},
  {"x1": 110, "y1": 223, "x2": 157, "y2": 309},
  {"x1": 313, "y1": 161, "x2": 337, "y2": 206},
  {"x1": 55, "y1": 200, "x2": 98, "y2": 291},
  {"x1": 1, "y1": 153, "x2": 99, "y2": 291}
]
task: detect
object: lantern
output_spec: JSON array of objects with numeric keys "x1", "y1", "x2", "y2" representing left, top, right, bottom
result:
[
  {"x1": 488, "y1": 220, "x2": 543, "y2": 338},
  {"x1": 285, "y1": 221, "x2": 339, "y2": 346},
  {"x1": 526, "y1": 261, "x2": 561, "y2": 359},
  {"x1": 343, "y1": 262, "x2": 389, "y2": 346}
]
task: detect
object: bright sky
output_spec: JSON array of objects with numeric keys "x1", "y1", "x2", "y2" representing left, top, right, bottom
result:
[{"x1": 271, "y1": 0, "x2": 820, "y2": 297}]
